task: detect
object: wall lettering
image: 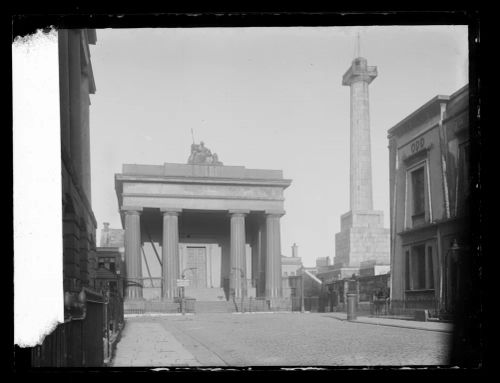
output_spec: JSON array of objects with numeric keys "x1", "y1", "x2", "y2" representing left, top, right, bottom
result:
[{"x1": 411, "y1": 137, "x2": 425, "y2": 154}]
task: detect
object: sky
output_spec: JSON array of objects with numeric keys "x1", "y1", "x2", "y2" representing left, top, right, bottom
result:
[{"x1": 89, "y1": 26, "x2": 468, "y2": 268}]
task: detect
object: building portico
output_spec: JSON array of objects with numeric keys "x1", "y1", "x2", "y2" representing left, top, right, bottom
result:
[{"x1": 115, "y1": 161, "x2": 291, "y2": 307}]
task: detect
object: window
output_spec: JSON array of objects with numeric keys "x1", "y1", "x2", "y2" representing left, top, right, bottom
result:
[
  {"x1": 411, "y1": 167, "x2": 425, "y2": 217},
  {"x1": 427, "y1": 246, "x2": 434, "y2": 289},
  {"x1": 405, "y1": 243, "x2": 435, "y2": 291},
  {"x1": 411, "y1": 245, "x2": 426, "y2": 290},
  {"x1": 457, "y1": 142, "x2": 470, "y2": 215},
  {"x1": 405, "y1": 250, "x2": 411, "y2": 290}
]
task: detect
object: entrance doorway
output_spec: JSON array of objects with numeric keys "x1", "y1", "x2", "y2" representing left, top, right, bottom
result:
[{"x1": 186, "y1": 247, "x2": 207, "y2": 288}]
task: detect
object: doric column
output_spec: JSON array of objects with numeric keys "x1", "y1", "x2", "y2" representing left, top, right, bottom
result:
[
  {"x1": 161, "y1": 208, "x2": 182, "y2": 300},
  {"x1": 229, "y1": 210, "x2": 249, "y2": 298},
  {"x1": 122, "y1": 206, "x2": 143, "y2": 300},
  {"x1": 265, "y1": 210, "x2": 285, "y2": 299}
]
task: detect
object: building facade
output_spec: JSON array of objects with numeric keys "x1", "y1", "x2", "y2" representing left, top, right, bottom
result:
[
  {"x1": 30, "y1": 29, "x2": 113, "y2": 367},
  {"x1": 115, "y1": 146, "x2": 292, "y2": 310},
  {"x1": 388, "y1": 84, "x2": 470, "y2": 316},
  {"x1": 60, "y1": 29, "x2": 98, "y2": 294}
]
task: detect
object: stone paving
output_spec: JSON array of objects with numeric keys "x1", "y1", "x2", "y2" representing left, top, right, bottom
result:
[
  {"x1": 111, "y1": 320, "x2": 201, "y2": 367},
  {"x1": 111, "y1": 312, "x2": 452, "y2": 367}
]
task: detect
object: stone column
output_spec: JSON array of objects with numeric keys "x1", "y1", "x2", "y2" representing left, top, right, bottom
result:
[
  {"x1": 161, "y1": 208, "x2": 182, "y2": 300},
  {"x1": 229, "y1": 210, "x2": 249, "y2": 299},
  {"x1": 265, "y1": 211, "x2": 284, "y2": 299},
  {"x1": 122, "y1": 207, "x2": 143, "y2": 300},
  {"x1": 342, "y1": 57, "x2": 377, "y2": 212}
]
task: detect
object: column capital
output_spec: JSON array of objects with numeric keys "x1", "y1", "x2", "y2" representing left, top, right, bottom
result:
[
  {"x1": 228, "y1": 209, "x2": 250, "y2": 217},
  {"x1": 160, "y1": 207, "x2": 182, "y2": 216},
  {"x1": 121, "y1": 206, "x2": 143, "y2": 215},
  {"x1": 265, "y1": 210, "x2": 285, "y2": 217}
]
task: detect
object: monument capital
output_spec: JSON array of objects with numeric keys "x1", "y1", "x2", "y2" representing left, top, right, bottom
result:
[{"x1": 342, "y1": 57, "x2": 377, "y2": 86}]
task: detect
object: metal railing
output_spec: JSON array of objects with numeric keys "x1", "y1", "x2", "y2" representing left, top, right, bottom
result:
[
  {"x1": 369, "y1": 298, "x2": 440, "y2": 318},
  {"x1": 103, "y1": 292, "x2": 124, "y2": 363},
  {"x1": 31, "y1": 288, "x2": 108, "y2": 367},
  {"x1": 232, "y1": 297, "x2": 294, "y2": 313},
  {"x1": 291, "y1": 296, "x2": 320, "y2": 312}
]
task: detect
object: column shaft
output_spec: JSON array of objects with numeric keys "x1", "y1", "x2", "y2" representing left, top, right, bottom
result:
[
  {"x1": 162, "y1": 210, "x2": 180, "y2": 299},
  {"x1": 230, "y1": 211, "x2": 247, "y2": 298},
  {"x1": 350, "y1": 80, "x2": 373, "y2": 211},
  {"x1": 265, "y1": 213, "x2": 283, "y2": 299},
  {"x1": 124, "y1": 210, "x2": 142, "y2": 299}
]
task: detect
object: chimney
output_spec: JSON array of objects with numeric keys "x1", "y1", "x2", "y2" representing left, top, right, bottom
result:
[{"x1": 292, "y1": 243, "x2": 298, "y2": 258}]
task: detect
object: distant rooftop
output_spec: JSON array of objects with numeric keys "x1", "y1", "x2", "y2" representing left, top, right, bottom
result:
[{"x1": 100, "y1": 223, "x2": 124, "y2": 248}]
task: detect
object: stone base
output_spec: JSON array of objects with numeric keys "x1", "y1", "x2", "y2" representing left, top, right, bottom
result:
[
  {"x1": 335, "y1": 210, "x2": 390, "y2": 268},
  {"x1": 340, "y1": 210, "x2": 385, "y2": 231}
]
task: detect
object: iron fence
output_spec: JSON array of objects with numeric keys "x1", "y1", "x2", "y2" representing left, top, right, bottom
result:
[
  {"x1": 232, "y1": 297, "x2": 294, "y2": 312},
  {"x1": 31, "y1": 289, "x2": 107, "y2": 367},
  {"x1": 230, "y1": 297, "x2": 269, "y2": 312},
  {"x1": 369, "y1": 298, "x2": 440, "y2": 318},
  {"x1": 290, "y1": 296, "x2": 320, "y2": 312},
  {"x1": 103, "y1": 292, "x2": 124, "y2": 363}
]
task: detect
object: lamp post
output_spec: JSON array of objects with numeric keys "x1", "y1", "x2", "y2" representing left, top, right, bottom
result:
[
  {"x1": 232, "y1": 267, "x2": 245, "y2": 313},
  {"x1": 444, "y1": 239, "x2": 461, "y2": 316},
  {"x1": 180, "y1": 267, "x2": 197, "y2": 315},
  {"x1": 300, "y1": 269, "x2": 305, "y2": 313}
]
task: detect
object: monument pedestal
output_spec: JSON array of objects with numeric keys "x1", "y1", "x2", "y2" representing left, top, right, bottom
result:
[{"x1": 334, "y1": 210, "x2": 390, "y2": 270}]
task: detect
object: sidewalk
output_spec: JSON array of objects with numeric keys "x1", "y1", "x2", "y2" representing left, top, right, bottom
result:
[
  {"x1": 111, "y1": 321, "x2": 201, "y2": 367},
  {"x1": 323, "y1": 312, "x2": 454, "y2": 333}
]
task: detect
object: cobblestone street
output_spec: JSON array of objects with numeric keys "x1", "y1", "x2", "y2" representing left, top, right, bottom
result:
[{"x1": 111, "y1": 313, "x2": 452, "y2": 367}]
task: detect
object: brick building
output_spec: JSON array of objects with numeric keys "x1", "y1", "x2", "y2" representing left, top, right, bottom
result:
[{"x1": 29, "y1": 29, "x2": 120, "y2": 367}]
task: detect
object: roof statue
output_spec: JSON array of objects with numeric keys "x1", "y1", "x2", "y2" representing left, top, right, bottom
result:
[{"x1": 187, "y1": 141, "x2": 223, "y2": 165}]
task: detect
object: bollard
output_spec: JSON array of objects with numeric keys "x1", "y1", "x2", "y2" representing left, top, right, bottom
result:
[{"x1": 347, "y1": 293, "x2": 358, "y2": 321}]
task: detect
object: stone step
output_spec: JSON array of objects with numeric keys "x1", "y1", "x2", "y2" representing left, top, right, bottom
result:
[{"x1": 184, "y1": 287, "x2": 226, "y2": 302}]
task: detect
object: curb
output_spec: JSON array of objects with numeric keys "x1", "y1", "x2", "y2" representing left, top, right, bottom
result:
[
  {"x1": 353, "y1": 320, "x2": 453, "y2": 333},
  {"x1": 125, "y1": 313, "x2": 194, "y2": 318},
  {"x1": 325, "y1": 315, "x2": 453, "y2": 333}
]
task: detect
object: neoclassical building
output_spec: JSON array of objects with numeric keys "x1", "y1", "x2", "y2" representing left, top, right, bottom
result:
[
  {"x1": 115, "y1": 146, "x2": 292, "y2": 309},
  {"x1": 388, "y1": 84, "x2": 470, "y2": 316}
]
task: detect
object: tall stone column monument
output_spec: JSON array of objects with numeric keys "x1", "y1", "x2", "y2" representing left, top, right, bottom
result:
[{"x1": 334, "y1": 56, "x2": 389, "y2": 277}]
